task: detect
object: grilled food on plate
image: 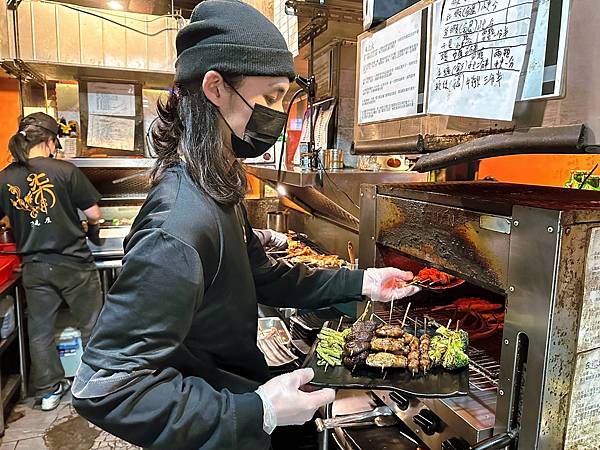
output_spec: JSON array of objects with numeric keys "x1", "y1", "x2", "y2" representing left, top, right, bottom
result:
[
  {"x1": 366, "y1": 352, "x2": 408, "y2": 369},
  {"x1": 375, "y1": 324, "x2": 404, "y2": 337}
]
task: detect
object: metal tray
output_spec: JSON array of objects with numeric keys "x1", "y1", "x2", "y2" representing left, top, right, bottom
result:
[
  {"x1": 302, "y1": 338, "x2": 469, "y2": 399},
  {"x1": 258, "y1": 317, "x2": 292, "y2": 344}
]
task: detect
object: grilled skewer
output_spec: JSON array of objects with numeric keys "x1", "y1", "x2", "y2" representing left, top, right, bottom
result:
[
  {"x1": 371, "y1": 338, "x2": 404, "y2": 353},
  {"x1": 366, "y1": 352, "x2": 408, "y2": 369},
  {"x1": 375, "y1": 324, "x2": 404, "y2": 338}
]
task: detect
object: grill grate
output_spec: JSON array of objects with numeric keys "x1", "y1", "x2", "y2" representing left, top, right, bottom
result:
[{"x1": 374, "y1": 303, "x2": 500, "y2": 392}]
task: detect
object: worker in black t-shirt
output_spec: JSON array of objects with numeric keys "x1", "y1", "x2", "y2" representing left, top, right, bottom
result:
[{"x1": 0, "y1": 112, "x2": 103, "y2": 411}]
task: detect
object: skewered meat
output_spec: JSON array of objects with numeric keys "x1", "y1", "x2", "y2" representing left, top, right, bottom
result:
[
  {"x1": 403, "y1": 333, "x2": 417, "y2": 345},
  {"x1": 343, "y1": 351, "x2": 369, "y2": 367},
  {"x1": 347, "y1": 330, "x2": 373, "y2": 342},
  {"x1": 375, "y1": 324, "x2": 404, "y2": 338},
  {"x1": 366, "y1": 352, "x2": 407, "y2": 368},
  {"x1": 408, "y1": 351, "x2": 419, "y2": 360},
  {"x1": 417, "y1": 267, "x2": 456, "y2": 285},
  {"x1": 407, "y1": 360, "x2": 419, "y2": 373},
  {"x1": 420, "y1": 357, "x2": 431, "y2": 371},
  {"x1": 409, "y1": 337, "x2": 419, "y2": 351},
  {"x1": 344, "y1": 340, "x2": 371, "y2": 356},
  {"x1": 402, "y1": 345, "x2": 411, "y2": 356},
  {"x1": 371, "y1": 338, "x2": 404, "y2": 353},
  {"x1": 352, "y1": 320, "x2": 378, "y2": 334}
]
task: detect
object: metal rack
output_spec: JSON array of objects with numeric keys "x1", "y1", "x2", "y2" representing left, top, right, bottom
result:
[{"x1": 373, "y1": 304, "x2": 500, "y2": 393}]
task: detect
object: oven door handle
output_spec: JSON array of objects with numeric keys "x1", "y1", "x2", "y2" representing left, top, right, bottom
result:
[{"x1": 469, "y1": 429, "x2": 518, "y2": 450}]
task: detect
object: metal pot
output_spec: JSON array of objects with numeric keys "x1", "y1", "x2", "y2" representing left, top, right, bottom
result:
[{"x1": 267, "y1": 211, "x2": 288, "y2": 233}]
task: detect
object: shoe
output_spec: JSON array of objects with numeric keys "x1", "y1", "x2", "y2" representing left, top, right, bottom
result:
[{"x1": 41, "y1": 379, "x2": 71, "y2": 411}]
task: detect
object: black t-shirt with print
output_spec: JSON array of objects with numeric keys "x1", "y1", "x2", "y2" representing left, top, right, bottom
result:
[{"x1": 0, "y1": 157, "x2": 101, "y2": 269}]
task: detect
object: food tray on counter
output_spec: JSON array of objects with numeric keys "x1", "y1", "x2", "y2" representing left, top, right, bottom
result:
[{"x1": 302, "y1": 331, "x2": 469, "y2": 399}]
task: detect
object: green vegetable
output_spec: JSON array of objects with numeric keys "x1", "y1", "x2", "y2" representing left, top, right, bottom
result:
[
  {"x1": 315, "y1": 325, "x2": 350, "y2": 367},
  {"x1": 428, "y1": 326, "x2": 470, "y2": 370}
]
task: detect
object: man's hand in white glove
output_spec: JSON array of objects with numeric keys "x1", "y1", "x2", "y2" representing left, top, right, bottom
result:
[
  {"x1": 255, "y1": 368, "x2": 335, "y2": 434},
  {"x1": 362, "y1": 267, "x2": 421, "y2": 302},
  {"x1": 268, "y1": 230, "x2": 288, "y2": 250}
]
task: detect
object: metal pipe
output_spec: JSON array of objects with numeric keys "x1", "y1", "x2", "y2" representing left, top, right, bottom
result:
[
  {"x1": 353, "y1": 135, "x2": 423, "y2": 155},
  {"x1": 414, "y1": 124, "x2": 586, "y2": 172}
]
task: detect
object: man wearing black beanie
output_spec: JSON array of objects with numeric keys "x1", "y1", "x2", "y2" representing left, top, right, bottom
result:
[{"x1": 72, "y1": 1, "x2": 421, "y2": 449}]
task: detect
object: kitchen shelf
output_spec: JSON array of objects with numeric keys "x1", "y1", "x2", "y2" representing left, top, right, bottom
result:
[
  {"x1": 1, "y1": 374, "x2": 21, "y2": 410},
  {"x1": 245, "y1": 164, "x2": 425, "y2": 188},
  {"x1": 0, "y1": 331, "x2": 17, "y2": 358},
  {"x1": 66, "y1": 158, "x2": 155, "y2": 169}
]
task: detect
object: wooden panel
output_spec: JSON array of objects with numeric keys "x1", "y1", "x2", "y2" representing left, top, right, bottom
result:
[
  {"x1": 125, "y1": 12, "x2": 147, "y2": 70},
  {"x1": 16, "y1": 2, "x2": 34, "y2": 60},
  {"x1": 79, "y1": 9, "x2": 103, "y2": 66},
  {"x1": 56, "y1": 3, "x2": 81, "y2": 64},
  {"x1": 101, "y1": 11, "x2": 126, "y2": 68}
]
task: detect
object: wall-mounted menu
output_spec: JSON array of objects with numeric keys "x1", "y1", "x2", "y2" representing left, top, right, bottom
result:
[
  {"x1": 87, "y1": 115, "x2": 135, "y2": 151},
  {"x1": 358, "y1": 9, "x2": 422, "y2": 124},
  {"x1": 428, "y1": 0, "x2": 534, "y2": 121},
  {"x1": 88, "y1": 82, "x2": 136, "y2": 117}
]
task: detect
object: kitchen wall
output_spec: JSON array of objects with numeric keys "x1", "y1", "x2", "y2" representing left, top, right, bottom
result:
[
  {"x1": 478, "y1": 154, "x2": 600, "y2": 187},
  {"x1": 0, "y1": 79, "x2": 21, "y2": 170}
]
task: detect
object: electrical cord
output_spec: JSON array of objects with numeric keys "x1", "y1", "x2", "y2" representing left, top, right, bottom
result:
[{"x1": 317, "y1": 158, "x2": 360, "y2": 209}]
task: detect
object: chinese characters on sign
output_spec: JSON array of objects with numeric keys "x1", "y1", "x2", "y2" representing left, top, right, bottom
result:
[
  {"x1": 358, "y1": 9, "x2": 422, "y2": 124},
  {"x1": 428, "y1": 0, "x2": 533, "y2": 121}
]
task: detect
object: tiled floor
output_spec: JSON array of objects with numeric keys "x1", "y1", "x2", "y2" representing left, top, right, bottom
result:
[{"x1": 1, "y1": 393, "x2": 140, "y2": 450}]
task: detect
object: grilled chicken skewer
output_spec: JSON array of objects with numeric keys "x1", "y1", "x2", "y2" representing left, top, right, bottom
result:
[{"x1": 366, "y1": 352, "x2": 408, "y2": 369}]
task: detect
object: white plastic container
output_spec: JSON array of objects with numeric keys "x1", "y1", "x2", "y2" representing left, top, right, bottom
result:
[
  {"x1": 56, "y1": 327, "x2": 83, "y2": 377},
  {"x1": 0, "y1": 296, "x2": 15, "y2": 339}
]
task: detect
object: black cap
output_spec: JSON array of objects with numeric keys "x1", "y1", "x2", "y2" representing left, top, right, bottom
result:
[
  {"x1": 175, "y1": 0, "x2": 296, "y2": 85},
  {"x1": 21, "y1": 112, "x2": 62, "y2": 149}
]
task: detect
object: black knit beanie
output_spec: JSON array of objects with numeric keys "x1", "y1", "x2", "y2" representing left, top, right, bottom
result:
[{"x1": 175, "y1": 0, "x2": 296, "y2": 85}]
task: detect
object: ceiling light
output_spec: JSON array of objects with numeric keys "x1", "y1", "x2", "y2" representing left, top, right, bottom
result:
[
  {"x1": 107, "y1": 1, "x2": 124, "y2": 10},
  {"x1": 276, "y1": 184, "x2": 287, "y2": 197}
]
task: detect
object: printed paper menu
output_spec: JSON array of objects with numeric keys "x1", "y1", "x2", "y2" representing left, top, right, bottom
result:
[
  {"x1": 358, "y1": 9, "x2": 422, "y2": 124},
  {"x1": 428, "y1": 0, "x2": 534, "y2": 121}
]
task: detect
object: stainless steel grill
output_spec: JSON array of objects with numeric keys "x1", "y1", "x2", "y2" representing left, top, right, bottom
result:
[{"x1": 358, "y1": 182, "x2": 600, "y2": 449}]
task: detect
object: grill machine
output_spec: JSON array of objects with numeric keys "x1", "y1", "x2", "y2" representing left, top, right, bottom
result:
[{"x1": 355, "y1": 182, "x2": 600, "y2": 449}]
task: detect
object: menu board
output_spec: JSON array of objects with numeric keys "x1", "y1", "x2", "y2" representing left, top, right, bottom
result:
[
  {"x1": 357, "y1": 9, "x2": 422, "y2": 124},
  {"x1": 428, "y1": 0, "x2": 534, "y2": 121},
  {"x1": 564, "y1": 348, "x2": 600, "y2": 448},
  {"x1": 88, "y1": 82, "x2": 136, "y2": 117},
  {"x1": 87, "y1": 115, "x2": 136, "y2": 151},
  {"x1": 577, "y1": 228, "x2": 600, "y2": 353}
]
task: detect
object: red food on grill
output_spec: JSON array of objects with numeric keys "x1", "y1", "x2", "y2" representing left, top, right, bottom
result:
[{"x1": 417, "y1": 268, "x2": 456, "y2": 285}]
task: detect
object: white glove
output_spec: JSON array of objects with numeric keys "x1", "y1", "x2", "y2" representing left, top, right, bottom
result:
[
  {"x1": 362, "y1": 267, "x2": 421, "y2": 302},
  {"x1": 268, "y1": 230, "x2": 288, "y2": 249},
  {"x1": 255, "y1": 368, "x2": 335, "y2": 434}
]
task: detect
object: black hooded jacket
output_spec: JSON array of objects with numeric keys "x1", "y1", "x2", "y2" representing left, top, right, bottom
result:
[{"x1": 72, "y1": 163, "x2": 364, "y2": 450}]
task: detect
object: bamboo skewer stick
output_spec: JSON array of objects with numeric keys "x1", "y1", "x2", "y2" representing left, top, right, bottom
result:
[
  {"x1": 388, "y1": 299, "x2": 394, "y2": 325},
  {"x1": 400, "y1": 303, "x2": 412, "y2": 329}
]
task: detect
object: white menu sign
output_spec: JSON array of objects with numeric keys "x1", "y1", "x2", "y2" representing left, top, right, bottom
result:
[
  {"x1": 428, "y1": 0, "x2": 534, "y2": 121},
  {"x1": 87, "y1": 115, "x2": 135, "y2": 151},
  {"x1": 578, "y1": 227, "x2": 600, "y2": 353},
  {"x1": 358, "y1": 9, "x2": 422, "y2": 124},
  {"x1": 88, "y1": 82, "x2": 136, "y2": 117}
]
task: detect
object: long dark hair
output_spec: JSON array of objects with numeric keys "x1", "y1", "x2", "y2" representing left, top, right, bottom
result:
[
  {"x1": 8, "y1": 118, "x2": 55, "y2": 167},
  {"x1": 150, "y1": 75, "x2": 248, "y2": 206}
]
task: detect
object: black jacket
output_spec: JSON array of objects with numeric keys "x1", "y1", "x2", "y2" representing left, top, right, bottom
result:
[{"x1": 72, "y1": 164, "x2": 364, "y2": 450}]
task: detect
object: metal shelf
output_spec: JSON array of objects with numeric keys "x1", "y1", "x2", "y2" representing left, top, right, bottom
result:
[
  {"x1": 245, "y1": 164, "x2": 426, "y2": 188},
  {"x1": 65, "y1": 158, "x2": 155, "y2": 169}
]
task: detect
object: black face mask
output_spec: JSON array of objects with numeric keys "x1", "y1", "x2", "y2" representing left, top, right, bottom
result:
[{"x1": 220, "y1": 84, "x2": 288, "y2": 159}]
